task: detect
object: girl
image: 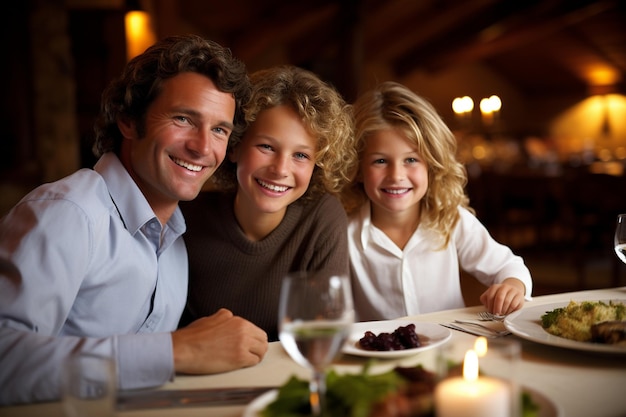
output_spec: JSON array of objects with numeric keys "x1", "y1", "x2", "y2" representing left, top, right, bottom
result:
[
  {"x1": 342, "y1": 81, "x2": 532, "y2": 321},
  {"x1": 180, "y1": 66, "x2": 356, "y2": 341}
]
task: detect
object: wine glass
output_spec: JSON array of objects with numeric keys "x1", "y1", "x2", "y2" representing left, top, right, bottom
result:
[
  {"x1": 614, "y1": 213, "x2": 626, "y2": 264},
  {"x1": 278, "y1": 271, "x2": 354, "y2": 416},
  {"x1": 61, "y1": 353, "x2": 116, "y2": 417}
]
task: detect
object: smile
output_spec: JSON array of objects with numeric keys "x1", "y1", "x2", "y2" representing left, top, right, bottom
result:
[
  {"x1": 257, "y1": 179, "x2": 289, "y2": 192},
  {"x1": 383, "y1": 188, "x2": 410, "y2": 194},
  {"x1": 171, "y1": 156, "x2": 202, "y2": 172}
]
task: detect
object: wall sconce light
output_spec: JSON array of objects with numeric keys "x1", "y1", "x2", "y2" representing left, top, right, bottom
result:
[
  {"x1": 452, "y1": 96, "x2": 474, "y2": 127},
  {"x1": 125, "y1": 1, "x2": 156, "y2": 62},
  {"x1": 479, "y1": 95, "x2": 501, "y2": 127},
  {"x1": 586, "y1": 65, "x2": 619, "y2": 96}
]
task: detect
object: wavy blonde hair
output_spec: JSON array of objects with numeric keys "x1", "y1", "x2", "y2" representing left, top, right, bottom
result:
[
  {"x1": 211, "y1": 65, "x2": 356, "y2": 201},
  {"x1": 341, "y1": 81, "x2": 472, "y2": 247}
]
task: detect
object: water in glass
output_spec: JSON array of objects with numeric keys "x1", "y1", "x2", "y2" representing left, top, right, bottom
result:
[{"x1": 278, "y1": 272, "x2": 354, "y2": 416}]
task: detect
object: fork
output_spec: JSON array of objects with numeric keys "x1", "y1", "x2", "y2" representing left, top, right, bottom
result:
[
  {"x1": 477, "y1": 311, "x2": 506, "y2": 321},
  {"x1": 453, "y1": 320, "x2": 511, "y2": 336}
]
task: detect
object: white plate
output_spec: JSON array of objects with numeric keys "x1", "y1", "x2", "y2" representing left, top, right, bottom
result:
[
  {"x1": 243, "y1": 386, "x2": 560, "y2": 417},
  {"x1": 342, "y1": 320, "x2": 451, "y2": 358},
  {"x1": 504, "y1": 300, "x2": 626, "y2": 354},
  {"x1": 524, "y1": 386, "x2": 562, "y2": 417},
  {"x1": 242, "y1": 389, "x2": 276, "y2": 417}
]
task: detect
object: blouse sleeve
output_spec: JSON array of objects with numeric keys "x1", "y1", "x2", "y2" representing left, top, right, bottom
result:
[{"x1": 454, "y1": 207, "x2": 533, "y2": 299}]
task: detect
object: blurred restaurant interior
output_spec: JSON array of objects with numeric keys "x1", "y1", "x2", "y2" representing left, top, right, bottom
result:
[{"x1": 2, "y1": 0, "x2": 626, "y2": 297}]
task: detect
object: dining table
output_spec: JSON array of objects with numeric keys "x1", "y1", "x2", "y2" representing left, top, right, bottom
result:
[{"x1": 3, "y1": 286, "x2": 626, "y2": 417}]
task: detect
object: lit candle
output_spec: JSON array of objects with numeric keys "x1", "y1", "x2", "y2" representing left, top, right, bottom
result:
[
  {"x1": 480, "y1": 98, "x2": 494, "y2": 126},
  {"x1": 452, "y1": 96, "x2": 474, "y2": 128},
  {"x1": 479, "y1": 95, "x2": 501, "y2": 128},
  {"x1": 434, "y1": 349, "x2": 511, "y2": 417},
  {"x1": 452, "y1": 97, "x2": 465, "y2": 125}
]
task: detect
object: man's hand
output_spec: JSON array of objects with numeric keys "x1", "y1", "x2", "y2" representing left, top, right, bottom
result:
[{"x1": 171, "y1": 308, "x2": 268, "y2": 374}]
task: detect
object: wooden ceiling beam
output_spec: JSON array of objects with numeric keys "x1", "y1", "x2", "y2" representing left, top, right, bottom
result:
[
  {"x1": 363, "y1": 0, "x2": 499, "y2": 62},
  {"x1": 394, "y1": 0, "x2": 618, "y2": 77},
  {"x1": 230, "y1": 2, "x2": 338, "y2": 65}
]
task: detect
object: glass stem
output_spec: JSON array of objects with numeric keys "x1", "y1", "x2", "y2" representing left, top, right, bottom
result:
[{"x1": 309, "y1": 369, "x2": 326, "y2": 416}]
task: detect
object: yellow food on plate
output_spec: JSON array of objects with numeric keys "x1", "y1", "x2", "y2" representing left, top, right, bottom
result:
[{"x1": 541, "y1": 300, "x2": 626, "y2": 342}]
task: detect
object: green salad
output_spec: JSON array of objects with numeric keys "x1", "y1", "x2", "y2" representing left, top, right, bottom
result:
[
  {"x1": 260, "y1": 363, "x2": 539, "y2": 417},
  {"x1": 261, "y1": 363, "x2": 407, "y2": 417}
]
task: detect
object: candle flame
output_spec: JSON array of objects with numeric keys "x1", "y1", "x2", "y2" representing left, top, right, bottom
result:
[
  {"x1": 463, "y1": 349, "x2": 479, "y2": 382},
  {"x1": 479, "y1": 95, "x2": 501, "y2": 114},
  {"x1": 474, "y1": 336, "x2": 488, "y2": 357},
  {"x1": 452, "y1": 96, "x2": 474, "y2": 114}
]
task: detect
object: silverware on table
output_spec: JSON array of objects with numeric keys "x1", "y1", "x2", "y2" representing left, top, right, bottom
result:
[
  {"x1": 439, "y1": 323, "x2": 499, "y2": 338},
  {"x1": 116, "y1": 386, "x2": 276, "y2": 410},
  {"x1": 440, "y1": 322, "x2": 510, "y2": 338},
  {"x1": 453, "y1": 320, "x2": 511, "y2": 336},
  {"x1": 477, "y1": 311, "x2": 506, "y2": 321}
]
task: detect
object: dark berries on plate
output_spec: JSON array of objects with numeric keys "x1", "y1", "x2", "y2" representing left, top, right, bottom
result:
[{"x1": 358, "y1": 324, "x2": 422, "y2": 351}]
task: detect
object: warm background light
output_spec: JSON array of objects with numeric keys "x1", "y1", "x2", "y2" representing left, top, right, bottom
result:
[
  {"x1": 488, "y1": 95, "x2": 501, "y2": 112},
  {"x1": 479, "y1": 95, "x2": 501, "y2": 114},
  {"x1": 586, "y1": 65, "x2": 620, "y2": 88},
  {"x1": 124, "y1": 10, "x2": 156, "y2": 61},
  {"x1": 479, "y1": 95, "x2": 501, "y2": 127},
  {"x1": 551, "y1": 94, "x2": 626, "y2": 154},
  {"x1": 453, "y1": 96, "x2": 474, "y2": 114}
]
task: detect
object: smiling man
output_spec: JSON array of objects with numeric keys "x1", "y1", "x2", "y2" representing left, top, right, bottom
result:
[{"x1": 0, "y1": 34, "x2": 268, "y2": 405}]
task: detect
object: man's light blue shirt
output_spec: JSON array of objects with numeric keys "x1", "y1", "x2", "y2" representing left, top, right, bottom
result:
[{"x1": 0, "y1": 153, "x2": 188, "y2": 404}]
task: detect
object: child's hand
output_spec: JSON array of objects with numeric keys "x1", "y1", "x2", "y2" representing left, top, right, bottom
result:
[{"x1": 479, "y1": 278, "x2": 526, "y2": 315}]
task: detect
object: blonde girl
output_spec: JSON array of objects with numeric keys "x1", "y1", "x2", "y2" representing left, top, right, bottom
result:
[{"x1": 342, "y1": 81, "x2": 532, "y2": 321}]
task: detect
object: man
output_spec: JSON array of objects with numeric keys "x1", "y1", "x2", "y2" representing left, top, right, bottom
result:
[{"x1": 0, "y1": 34, "x2": 268, "y2": 405}]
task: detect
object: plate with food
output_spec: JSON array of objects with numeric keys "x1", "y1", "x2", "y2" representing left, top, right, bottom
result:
[
  {"x1": 342, "y1": 319, "x2": 451, "y2": 358},
  {"x1": 504, "y1": 299, "x2": 626, "y2": 354},
  {"x1": 243, "y1": 366, "x2": 560, "y2": 417}
]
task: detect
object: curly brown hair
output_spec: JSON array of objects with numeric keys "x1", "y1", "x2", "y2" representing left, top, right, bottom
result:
[
  {"x1": 342, "y1": 81, "x2": 473, "y2": 248},
  {"x1": 210, "y1": 65, "x2": 356, "y2": 201},
  {"x1": 93, "y1": 34, "x2": 251, "y2": 157}
]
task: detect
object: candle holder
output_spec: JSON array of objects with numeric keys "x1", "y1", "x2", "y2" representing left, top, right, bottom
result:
[{"x1": 435, "y1": 337, "x2": 520, "y2": 417}]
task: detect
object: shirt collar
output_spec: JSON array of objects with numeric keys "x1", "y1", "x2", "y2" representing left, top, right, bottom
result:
[
  {"x1": 94, "y1": 153, "x2": 185, "y2": 237},
  {"x1": 358, "y1": 201, "x2": 373, "y2": 251}
]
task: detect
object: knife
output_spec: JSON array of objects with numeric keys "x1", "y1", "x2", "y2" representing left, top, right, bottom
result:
[
  {"x1": 439, "y1": 323, "x2": 500, "y2": 338},
  {"x1": 116, "y1": 386, "x2": 277, "y2": 410}
]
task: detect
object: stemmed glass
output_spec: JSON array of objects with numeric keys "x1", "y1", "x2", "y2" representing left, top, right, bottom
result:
[
  {"x1": 278, "y1": 272, "x2": 354, "y2": 416},
  {"x1": 614, "y1": 214, "x2": 626, "y2": 264},
  {"x1": 61, "y1": 353, "x2": 116, "y2": 417}
]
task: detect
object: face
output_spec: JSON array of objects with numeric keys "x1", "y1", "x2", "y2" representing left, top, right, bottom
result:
[
  {"x1": 231, "y1": 104, "x2": 317, "y2": 221},
  {"x1": 360, "y1": 128, "x2": 428, "y2": 219},
  {"x1": 119, "y1": 72, "x2": 236, "y2": 221}
]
